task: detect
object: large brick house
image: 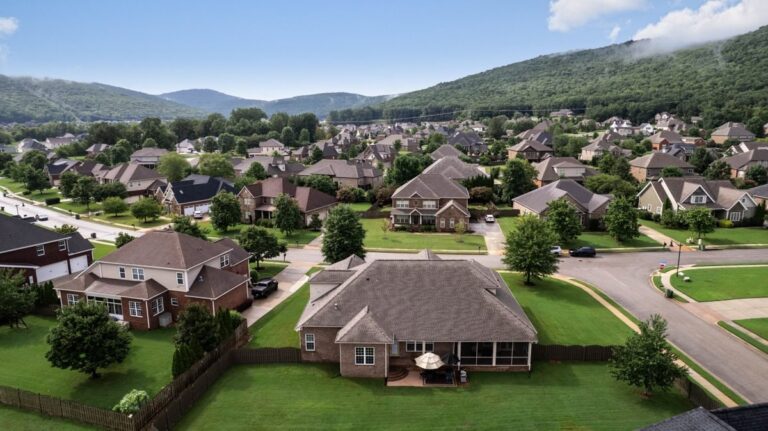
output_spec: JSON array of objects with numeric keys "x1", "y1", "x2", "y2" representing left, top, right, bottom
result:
[
  {"x1": 629, "y1": 152, "x2": 694, "y2": 182},
  {"x1": 298, "y1": 159, "x2": 383, "y2": 190},
  {"x1": 507, "y1": 139, "x2": 553, "y2": 162},
  {"x1": 295, "y1": 252, "x2": 538, "y2": 379},
  {"x1": 54, "y1": 231, "x2": 250, "y2": 330},
  {"x1": 532, "y1": 157, "x2": 596, "y2": 187},
  {"x1": 237, "y1": 177, "x2": 337, "y2": 226},
  {"x1": 155, "y1": 175, "x2": 236, "y2": 216},
  {"x1": 512, "y1": 179, "x2": 612, "y2": 227},
  {"x1": 711, "y1": 122, "x2": 756, "y2": 145},
  {"x1": 0, "y1": 214, "x2": 93, "y2": 284},
  {"x1": 390, "y1": 173, "x2": 470, "y2": 232}
]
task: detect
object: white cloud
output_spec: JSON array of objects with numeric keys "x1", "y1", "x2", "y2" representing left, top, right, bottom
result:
[
  {"x1": 548, "y1": 0, "x2": 646, "y2": 32},
  {"x1": 633, "y1": 0, "x2": 768, "y2": 47},
  {"x1": 609, "y1": 25, "x2": 621, "y2": 42},
  {"x1": 0, "y1": 17, "x2": 19, "y2": 36}
]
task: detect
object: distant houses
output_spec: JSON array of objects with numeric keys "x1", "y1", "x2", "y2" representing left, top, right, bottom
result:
[
  {"x1": 298, "y1": 159, "x2": 383, "y2": 189},
  {"x1": 629, "y1": 153, "x2": 694, "y2": 182},
  {"x1": 512, "y1": 179, "x2": 612, "y2": 228},
  {"x1": 237, "y1": 177, "x2": 337, "y2": 226},
  {"x1": 130, "y1": 147, "x2": 168, "y2": 169},
  {"x1": 711, "y1": 122, "x2": 755, "y2": 144}
]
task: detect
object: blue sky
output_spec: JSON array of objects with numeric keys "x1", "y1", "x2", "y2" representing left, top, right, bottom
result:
[{"x1": 0, "y1": 1, "x2": 766, "y2": 99}]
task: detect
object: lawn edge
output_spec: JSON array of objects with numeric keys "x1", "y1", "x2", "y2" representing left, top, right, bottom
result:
[{"x1": 717, "y1": 321, "x2": 768, "y2": 356}]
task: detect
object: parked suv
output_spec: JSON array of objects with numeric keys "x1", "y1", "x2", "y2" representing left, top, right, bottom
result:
[
  {"x1": 550, "y1": 245, "x2": 562, "y2": 256},
  {"x1": 569, "y1": 246, "x2": 596, "y2": 257},
  {"x1": 252, "y1": 278, "x2": 278, "y2": 298}
]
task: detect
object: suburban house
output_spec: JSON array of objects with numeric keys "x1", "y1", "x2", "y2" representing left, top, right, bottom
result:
[
  {"x1": 375, "y1": 134, "x2": 420, "y2": 152},
  {"x1": 507, "y1": 139, "x2": 554, "y2": 162},
  {"x1": 298, "y1": 159, "x2": 383, "y2": 189},
  {"x1": 85, "y1": 143, "x2": 111, "y2": 157},
  {"x1": 655, "y1": 113, "x2": 687, "y2": 132},
  {"x1": 155, "y1": 175, "x2": 236, "y2": 216},
  {"x1": 532, "y1": 157, "x2": 596, "y2": 187},
  {"x1": 725, "y1": 141, "x2": 768, "y2": 156},
  {"x1": 550, "y1": 109, "x2": 574, "y2": 119},
  {"x1": 422, "y1": 156, "x2": 487, "y2": 181},
  {"x1": 629, "y1": 152, "x2": 695, "y2": 182},
  {"x1": 579, "y1": 132, "x2": 629, "y2": 162},
  {"x1": 130, "y1": 147, "x2": 168, "y2": 169},
  {"x1": 448, "y1": 130, "x2": 487, "y2": 154},
  {"x1": 649, "y1": 130, "x2": 683, "y2": 151},
  {"x1": 233, "y1": 155, "x2": 305, "y2": 178},
  {"x1": 44, "y1": 159, "x2": 104, "y2": 185},
  {"x1": 247, "y1": 138, "x2": 287, "y2": 157},
  {"x1": 300, "y1": 140, "x2": 341, "y2": 160},
  {"x1": 722, "y1": 149, "x2": 768, "y2": 179},
  {"x1": 94, "y1": 163, "x2": 167, "y2": 202},
  {"x1": 295, "y1": 252, "x2": 538, "y2": 378},
  {"x1": 516, "y1": 128, "x2": 553, "y2": 145},
  {"x1": 176, "y1": 139, "x2": 198, "y2": 154},
  {"x1": 711, "y1": 122, "x2": 756, "y2": 144},
  {"x1": 637, "y1": 177, "x2": 757, "y2": 223},
  {"x1": 512, "y1": 179, "x2": 612, "y2": 227},
  {"x1": 0, "y1": 214, "x2": 93, "y2": 284},
  {"x1": 749, "y1": 183, "x2": 768, "y2": 206},
  {"x1": 662, "y1": 143, "x2": 698, "y2": 161},
  {"x1": 429, "y1": 144, "x2": 464, "y2": 161},
  {"x1": 54, "y1": 231, "x2": 250, "y2": 330},
  {"x1": 390, "y1": 173, "x2": 470, "y2": 231},
  {"x1": 356, "y1": 143, "x2": 396, "y2": 169},
  {"x1": 238, "y1": 177, "x2": 337, "y2": 225},
  {"x1": 44, "y1": 133, "x2": 78, "y2": 150}
]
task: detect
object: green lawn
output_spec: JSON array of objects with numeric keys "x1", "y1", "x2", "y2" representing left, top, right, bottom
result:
[
  {"x1": 177, "y1": 363, "x2": 692, "y2": 431},
  {"x1": 53, "y1": 201, "x2": 102, "y2": 214},
  {"x1": 498, "y1": 217, "x2": 660, "y2": 249},
  {"x1": 249, "y1": 284, "x2": 308, "y2": 348},
  {"x1": 0, "y1": 177, "x2": 59, "y2": 201},
  {"x1": 501, "y1": 273, "x2": 633, "y2": 345},
  {"x1": 250, "y1": 261, "x2": 289, "y2": 280},
  {"x1": 0, "y1": 315, "x2": 174, "y2": 409},
  {"x1": 0, "y1": 405, "x2": 93, "y2": 430},
  {"x1": 640, "y1": 220, "x2": 768, "y2": 246},
  {"x1": 92, "y1": 213, "x2": 170, "y2": 228},
  {"x1": 197, "y1": 221, "x2": 321, "y2": 246},
  {"x1": 361, "y1": 218, "x2": 487, "y2": 252},
  {"x1": 734, "y1": 318, "x2": 768, "y2": 343},
  {"x1": 346, "y1": 202, "x2": 372, "y2": 212},
  {"x1": 669, "y1": 266, "x2": 768, "y2": 301},
  {"x1": 89, "y1": 241, "x2": 116, "y2": 260},
  {"x1": 0, "y1": 176, "x2": 26, "y2": 193},
  {"x1": 718, "y1": 322, "x2": 768, "y2": 355}
]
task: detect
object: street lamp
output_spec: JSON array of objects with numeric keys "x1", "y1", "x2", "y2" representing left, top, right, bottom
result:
[{"x1": 671, "y1": 241, "x2": 683, "y2": 277}]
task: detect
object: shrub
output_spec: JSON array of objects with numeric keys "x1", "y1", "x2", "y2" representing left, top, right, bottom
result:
[
  {"x1": 254, "y1": 218, "x2": 274, "y2": 228},
  {"x1": 112, "y1": 389, "x2": 150, "y2": 414},
  {"x1": 718, "y1": 219, "x2": 734, "y2": 228},
  {"x1": 45, "y1": 197, "x2": 60, "y2": 205},
  {"x1": 652, "y1": 213, "x2": 661, "y2": 222},
  {"x1": 32, "y1": 281, "x2": 58, "y2": 307},
  {"x1": 638, "y1": 210, "x2": 653, "y2": 220}
]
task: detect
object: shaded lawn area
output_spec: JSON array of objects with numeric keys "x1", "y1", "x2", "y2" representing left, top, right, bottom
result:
[
  {"x1": 53, "y1": 201, "x2": 102, "y2": 214},
  {"x1": 249, "y1": 283, "x2": 308, "y2": 348},
  {"x1": 177, "y1": 363, "x2": 692, "y2": 431},
  {"x1": 346, "y1": 202, "x2": 372, "y2": 212},
  {"x1": 501, "y1": 272, "x2": 633, "y2": 345},
  {"x1": 249, "y1": 261, "x2": 289, "y2": 280},
  {"x1": 361, "y1": 218, "x2": 487, "y2": 251},
  {"x1": 669, "y1": 266, "x2": 768, "y2": 301},
  {"x1": 0, "y1": 315, "x2": 174, "y2": 409},
  {"x1": 640, "y1": 219, "x2": 768, "y2": 246},
  {"x1": 92, "y1": 213, "x2": 170, "y2": 228},
  {"x1": 735, "y1": 318, "x2": 768, "y2": 342},
  {"x1": 0, "y1": 177, "x2": 60, "y2": 201},
  {"x1": 89, "y1": 241, "x2": 116, "y2": 260},
  {"x1": 197, "y1": 221, "x2": 320, "y2": 246},
  {"x1": 0, "y1": 405, "x2": 93, "y2": 430},
  {"x1": 0, "y1": 176, "x2": 26, "y2": 193},
  {"x1": 498, "y1": 216, "x2": 660, "y2": 249}
]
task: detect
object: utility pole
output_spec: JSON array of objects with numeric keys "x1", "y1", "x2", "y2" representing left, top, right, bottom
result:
[{"x1": 673, "y1": 241, "x2": 683, "y2": 277}]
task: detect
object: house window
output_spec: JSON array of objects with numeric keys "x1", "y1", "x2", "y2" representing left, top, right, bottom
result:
[
  {"x1": 128, "y1": 301, "x2": 142, "y2": 317},
  {"x1": 151, "y1": 297, "x2": 164, "y2": 316},
  {"x1": 422, "y1": 215, "x2": 436, "y2": 225},
  {"x1": 87, "y1": 296, "x2": 123, "y2": 316},
  {"x1": 354, "y1": 347, "x2": 375, "y2": 365},
  {"x1": 494, "y1": 342, "x2": 530, "y2": 366},
  {"x1": 58, "y1": 240, "x2": 67, "y2": 251},
  {"x1": 176, "y1": 272, "x2": 184, "y2": 285},
  {"x1": 690, "y1": 195, "x2": 706, "y2": 204},
  {"x1": 440, "y1": 218, "x2": 445, "y2": 228},
  {"x1": 405, "y1": 341, "x2": 434, "y2": 352},
  {"x1": 458, "y1": 342, "x2": 494, "y2": 366},
  {"x1": 394, "y1": 215, "x2": 409, "y2": 224},
  {"x1": 118, "y1": 267, "x2": 126, "y2": 279},
  {"x1": 66, "y1": 294, "x2": 79, "y2": 305},
  {"x1": 395, "y1": 200, "x2": 409, "y2": 209},
  {"x1": 449, "y1": 218, "x2": 455, "y2": 229},
  {"x1": 132, "y1": 267, "x2": 145, "y2": 281},
  {"x1": 305, "y1": 333, "x2": 316, "y2": 351},
  {"x1": 220, "y1": 254, "x2": 230, "y2": 267},
  {"x1": 422, "y1": 200, "x2": 437, "y2": 209},
  {"x1": 730, "y1": 212, "x2": 742, "y2": 222},
  {"x1": 655, "y1": 206, "x2": 662, "y2": 215},
  {"x1": 36, "y1": 245, "x2": 45, "y2": 256}
]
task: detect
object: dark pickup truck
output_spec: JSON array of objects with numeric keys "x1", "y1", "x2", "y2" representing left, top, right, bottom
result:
[{"x1": 251, "y1": 279, "x2": 278, "y2": 298}]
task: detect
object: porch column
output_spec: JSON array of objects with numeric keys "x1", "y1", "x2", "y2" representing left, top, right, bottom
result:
[
  {"x1": 492, "y1": 342, "x2": 497, "y2": 367},
  {"x1": 527, "y1": 342, "x2": 532, "y2": 370},
  {"x1": 457, "y1": 342, "x2": 461, "y2": 360}
]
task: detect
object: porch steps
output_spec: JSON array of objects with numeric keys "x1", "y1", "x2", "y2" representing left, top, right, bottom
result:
[{"x1": 388, "y1": 367, "x2": 409, "y2": 382}]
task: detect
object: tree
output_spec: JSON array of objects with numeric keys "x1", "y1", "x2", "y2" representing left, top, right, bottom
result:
[
  {"x1": 584, "y1": 174, "x2": 636, "y2": 198},
  {"x1": 59, "y1": 171, "x2": 80, "y2": 197},
  {"x1": 502, "y1": 216, "x2": 559, "y2": 284},
  {"x1": 386, "y1": 153, "x2": 431, "y2": 185},
  {"x1": 280, "y1": 126, "x2": 296, "y2": 147},
  {"x1": 685, "y1": 207, "x2": 716, "y2": 240},
  {"x1": 175, "y1": 304, "x2": 219, "y2": 352},
  {"x1": 660, "y1": 198, "x2": 676, "y2": 227},
  {"x1": 308, "y1": 213, "x2": 323, "y2": 231},
  {"x1": 202, "y1": 136, "x2": 218, "y2": 153},
  {"x1": 53, "y1": 224, "x2": 78, "y2": 234},
  {"x1": 142, "y1": 138, "x2": 158, "y2": 148},
  {"x1": 322, "y1": 205, "x2": 366, "y2": 263},
  {"x1": 273, "y1": 193, "x2": 303, "y2": 237},
  {"x1": 101, "y1": 196, "x2": 128, "y2": 216},
  {"x1": 172, "y1": 216, "x2": 208, "y2": 239},
  {"x1": 72, "y1": 176, "x2": 97, "y2": 210},
  {"x1": 130, "y1": 197, "x2": 162, "y2": 223},
  {"x1": 157, "y1": 152, "x2": 191, "y2": 182},
  {"x1": 46, "y1": 301, "x2": 132, "y2": 378},
  {"x1": 245, "y1": 161, "x2": 267, "y2": 180},
  {"x1": 705, "y1": 160, "x2": 731, "y2": 180},
  {"x1": 113, "y1": 389, "x2": 150, "y2": 414},
  {"x1": 239, "y1": 226, "x2": 281, "y2": 269},
  {"x1": 0, "y1": 270, "x2": 35, "y2": 328},
  {"x1": 603, "y1": 196, "x2": 640, "y2": 243},
  {"x1": 487, "y1": 115, "x2": 508, "y2": 139},
  {"x1": 659, "y1": 166, "x2": 683, "y2": 178},
  {"x1": 546, "y1": 198, "x2": 582, "y2": 244},
  {"x1": 309, "y1": 146, "x2": 324, "y2": 164},
  {"x1": 23, "y1": 167, "x2": 49, "y2": 195},
  {"x1": 172, "y1": 342, "x2": 199, "y2": 378},
  {"x1": 218, "y1": 133, "x2": 236, "y2": 153},
  {"x1": 210, "y1": 192, "x2": 240, "y2": 232},
  {"x1": 20, "y1": 150, "x2": 47, "y2": 170},
  {"x1": 298, "y1": 128, "x2": 311, "y2": 144},
  {"x1": 689, "y1": 147, "x2": 715, "y2": 174},
  {"x1": 454, "y1": 220, "x2": 467, "y2": 241},
  {"x1": 500, "y1": 159, "x2": 536, "y2": 202},
  {"x1": 610, "y1": 314, "x2": 687, "y2": 396},
  {"x1": 115, "y1": 232, "x2": 135, "y2": 248},
  {"x1": 198, "y1": 153, "x2": 235, "y2": 178},
  {"x1": 746, "y1": 165, "x2": 768, "y2": 185},
  {"x1": 93, "y1": 182, "x2": 127, "y2": 202},
  {"x1": 301, "y1": 174, "x2": 337, "y2": 196}
]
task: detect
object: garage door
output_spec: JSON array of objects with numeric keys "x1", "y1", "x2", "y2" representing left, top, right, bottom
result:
[
  {"x1": 195, "y1": 203, "x2": 210, "y2": 214},
  {"x1": 36, "y1": 261, "x2": 69, "y2": 282},
  {"x1": 183, "y1": 206, "x2": 195, "y2": 216},
  {"x1": 69, "y1": 255, "x2": 89, "y2": 273}
]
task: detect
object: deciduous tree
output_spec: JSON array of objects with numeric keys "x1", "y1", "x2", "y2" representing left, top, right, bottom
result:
[
  {"x1": 239, "y1": 226, "x2": 281, "y2": 269},
  {"x1": 322, "y1": 205, "x2": 365, "y2": 263},
  {"x1": 102, "y1": 196, "x2": 128, "y2": 216},
  {"x1": 603, "y1": 196, "x2": 640, "y2": 243},
  {"x1": 546, "y1": 198, "x2": 582, "y2": 244},
  {"x1": 157, "y1": 152, "x2": 191, "y2": 182},
  {"x1": 685, "y1": 207, "x2": 716, "y2": 239},
  {"x1": 172, "y1": 216, "x2": 208, "y2": 239},
  {"x1": 273, "y1": 193, "x2": 303, "y2": 237},
  {"x1": 209, "y1": 192, "x2": 240, "y2": 232},
  {"x1": 130, "y1": 197, "x2": 162, "y2": 223},
  {"x1": 0, "y1": 270, "x2": 35, "y2": 328},
  {"x1": 502, "y1": 216, "x2": 558, "y2": 284},
  {"x1": 500, "y1": 159, "x2": 536, "y2": 202},
  {"x1": 198, "y1": 153, "x2": 234, "y2": 178}
]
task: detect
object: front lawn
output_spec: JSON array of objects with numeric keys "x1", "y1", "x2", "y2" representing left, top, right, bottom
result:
[
  {"x1": 669, "y1": 266, "x2": 768, "y2": 301},
  {"x1": 0, "y1": 405, "x2": 93, "y2": 430},
  {"x1": 53, "y1": 201, "x2": 102, "y2": 214},
  {"x1": 361, "y1": 218, "x2": 487, "y2": 252},
  {"x1": 640, "y1": 220, "x2": 768, "y2": 246},
  {"x1": 249, "y1": 261, "x2": 289, "y2": 280},
  {"x1": 498, "y1": 217, "x2": 660, "y2": 249},
  {"x1": 501, "y1": 273, "x2": 633, "y2": 345},
  {"x1": 89, "y1": 241, "x2": 116, "y2": 260},
  {"x1": 346, "y1": 202, "x2": 372, "y2": 212},
  {"x1": 0, "y1": 315, "x2": 174, "y2": 409},
  {"x1": 92, "y1": 213, "x2": 170, "y2": 228},
  {"x1": 734, "y1": 318, "x2": 768, "y2": 342},
  {"x1": 197, "y1": 221, "x2": 321, "y2": 246},
  {"x1": 177, "y1": 363, "x2": 692, "y2": 431},
  {"x1": 0, "y1": 176, "x2": 26, "y2": 193}
]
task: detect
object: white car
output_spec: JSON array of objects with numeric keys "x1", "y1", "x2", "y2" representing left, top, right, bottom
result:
[
  {"x1": 550, "y1": 246, "x2": 562, "y2": 256},
  {"x1": 192, "y1": 210, "x2": 203, "y2": 219},
  {"x1": 484, "y1": 214, "x2": 495, "y2": 223},
  {"x1": 36, "y1": 214, "x2": 48, "y2": 221}
]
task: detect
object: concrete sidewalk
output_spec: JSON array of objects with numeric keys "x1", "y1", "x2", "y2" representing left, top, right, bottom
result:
[
  {"x1": 241, "y1": 261, "x2": 314, "y2": 326},
  {"x1": 639, "y1": 225, "x2": 695, "y2": 251}
]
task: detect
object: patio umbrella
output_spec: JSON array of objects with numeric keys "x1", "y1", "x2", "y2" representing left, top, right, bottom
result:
[{"x1": 414, "y1": 352, "x2": 445, "y2": 370}]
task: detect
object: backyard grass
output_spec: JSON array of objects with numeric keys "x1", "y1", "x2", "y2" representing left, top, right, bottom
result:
[
  {"x1": 0, "y1": 405, "x2": 93, "y2": 430},
  {"x1": 249, "y1": 261, "x2": 289, "y2": 280},
  {"x1": 345, "y1": 202, "x2": 372, "y2": 212},
  {"x1": 734, "y1": 318, "x2": 768, "y2": 342},
  {"x1": 361, "y1": 218, "x2": 487, "y2": 252},
  {"x1": 640, "y1": 220, "x2": 768, "y2": 246},
  {"x1": 498, "y1": 216, "x2": 660, "y2": 249},
  {"x1": 176, "y1": 362, "x2": 692, "y2": 431},
  {"x1": 197, "y1": 221, "x2": 321, "y2": 246},
  {"x1": 0, "y1": 315, "x2": 174, "y2": 409},
  {"x1": 89, "y1": 241, "x2": 116, "y2": 260},
  {"x1": 501, "y1": 272, "x2": 633, "y2": 345},
  {"x1": 718, "y1": 322, "x2": 768, "y2": 355},
  {"x1": 249, "y1": 284, "x2": 308, "y2": 348},
  {"x1": 668, "y1": 266, "x2": 768, "y2": 302}
]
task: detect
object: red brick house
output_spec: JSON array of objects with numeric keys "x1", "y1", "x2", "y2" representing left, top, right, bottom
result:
[
  {"x1": 390, "y1": 173, "x2": 470, "y2": 232},
  {"x1": 237, "y1": 177, "x2": 337, "y2": 226},
  {"x1": 54, "y1": 231, "x2": 250, "y2": 330}
]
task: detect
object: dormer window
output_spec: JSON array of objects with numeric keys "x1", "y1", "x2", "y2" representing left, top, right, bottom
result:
[
  {"x1": 690, "y1": 195, "x2": 706, "y2": 204},
  {"x1": 220, "y1": 254, "x2": 230, "y2": 267}
]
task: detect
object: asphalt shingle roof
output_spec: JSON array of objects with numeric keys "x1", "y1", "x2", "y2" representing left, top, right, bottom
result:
[
  {"x1": 513, "y1": 179, "x2": 611, "y2": 214},
  {"x1": 422, "y1": 156, "x2": 486, "y2": 180},
  {"x1": 392, "y1": 173, "x2": 469, "y2": 200},
  {"x1": 99, "y1": 231, "x2": 233, "y2": 270}
]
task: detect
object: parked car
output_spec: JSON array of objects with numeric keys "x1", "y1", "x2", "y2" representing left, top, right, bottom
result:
[
  {"x1": 192, "y1": 210, "x2": 203, "y2": 219},
  {"x1": 484, "y1": 214, "x2": 495, "y2": 223},
  {"x1": 550, "y1": 245, "x2": 562, "y2": 255},
  {"x1": 35, "y1": 214, "x2": 48, "y2": 221},
  {"x1": 569, "y1": 246, "x2": 596, "y2": 257},
  {"x1": 252, "y1": 278, "x2": 278, "y2": 298}
]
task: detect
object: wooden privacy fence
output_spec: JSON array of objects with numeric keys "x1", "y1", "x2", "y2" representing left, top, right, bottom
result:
[
  {"x1": 674, "y1": 377, "x2": 724, "y2": 410},
  {"x1": 534, "y1": 344, "x2": 616, "y2": 362},
  {"x1": 232, "y1": 347, "x2": 302, "y2": 364}
]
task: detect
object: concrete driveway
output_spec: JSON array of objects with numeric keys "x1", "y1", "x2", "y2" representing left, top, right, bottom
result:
[
  {"x1": 470, "y1": 221, "x2": 506, "y2": 256},
  {"x1": 241, "y1": 261, "x2": 314, "y2": 326}
]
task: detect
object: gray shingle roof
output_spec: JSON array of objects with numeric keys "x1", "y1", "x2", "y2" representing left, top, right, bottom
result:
[
  {"x1": 723, "y1": 149, "x2": 768, "y2": 170},
  {"x1": 187, "y1": 266, "x2": 248, "y2": 299},
  {"x1": 242, "y1": 177, "x2": 337, "y2": 212},
  {"x1": 99, "y1": 231, "x2": 233, "y2": 270},
  {"x1": 299, "y1": 159, "x2": 382, "y2": 180},
  {"x1": 532, "y1": 157, "x2": 596, "y2": 182},
  {"x1": 422, "y1": 156, "x2": 487, "y2": 180},
  {"x1": 335, "y1": 306, "x2": 392, "y2": 343},
  {"x1": 630, "y1": 152, "x2": 693, "y2": 169},
  {"x1": 513, "y1": 179, "x2": 611, "y2": 214},
  {"x1": 392, "y1": 173, "x2": 469, "y2": 200},
  {"x1": 0, "y1": 214, "x2": 70, "y2": 254},
  {"x1": 641, "y1": 407, "x2": 736, "y2": 431},
  {"x1": 430, "y1": 144, "x2": 463, "y2": 160}
]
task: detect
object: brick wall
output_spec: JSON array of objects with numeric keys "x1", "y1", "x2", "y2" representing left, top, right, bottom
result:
[
  {"x1": 212, "y1": 282, "x2": 249, "y2": 312},
  {"x1": 339, "y1": 343, "x2": 387, "y2": 378},
  {"x1": 299, "y1": 327, "x2": 341, "y2": 362}
]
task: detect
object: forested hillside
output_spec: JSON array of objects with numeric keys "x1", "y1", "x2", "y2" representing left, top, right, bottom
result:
[{"x1": 330, "y1": 25, "x2": 768, "y2": 128}]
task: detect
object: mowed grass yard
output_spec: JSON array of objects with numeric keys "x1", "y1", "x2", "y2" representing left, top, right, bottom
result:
[
  {"x1": 177, "y1": 362, "x2": 692, "y2": 431},
  {"x1": 249, "y1": 261, "x2": 289, "y2": 280},
  {"x1": 640, "y1": 220, "x2": 768, "y2": 246},
  {"x1": 197, "y1": 221, "x2": 321, "y2": 246},
  {"x1": 669, "y1": 266, "x2": 768, "y2": 302},
  {"x1": 498, "y1": 217, "x2": 660, "y2": 250},
  {"x1": 0, "y1": 405, "x2": 94, "y2": 430},
  {"x1": 89, "y1": 241, "x2": 116, "y2": 260},
  {"x1": 734, "y1": 318, "x2": 768, "y2": 342},
  {"x1": 0, "y1": 316, "x2": 174, "y2": 409},
  {"x1": 361, "y1": 218, "x2": 487, "y2": 252},
  {"x1": 0, "y1": 177, "x2": 59, "y2": 202}
]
